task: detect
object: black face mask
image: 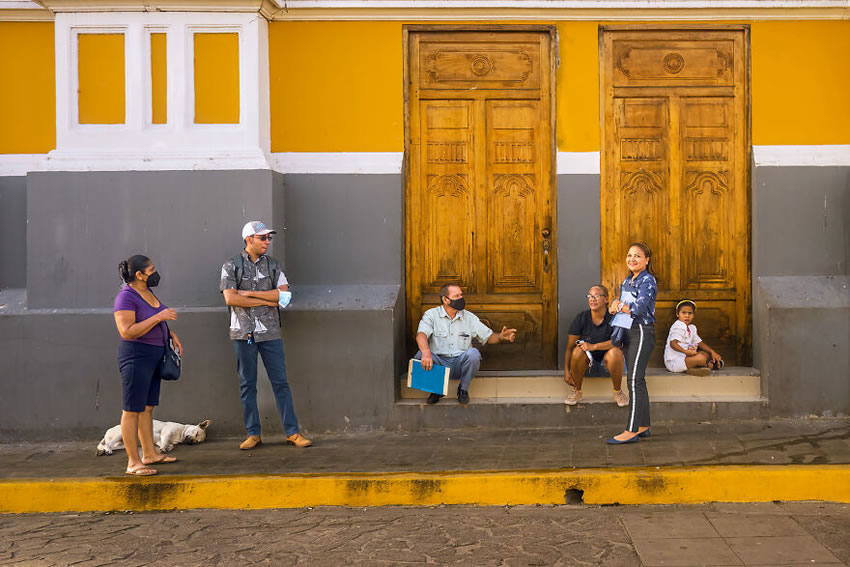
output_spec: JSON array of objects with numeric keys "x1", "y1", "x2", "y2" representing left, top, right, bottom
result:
[
  {"x1": 446, "y1": 297, "x2": 465, "y2": 311},
  {"x1": 146, "y1": 271, "x2": 161, "y2": 288}
]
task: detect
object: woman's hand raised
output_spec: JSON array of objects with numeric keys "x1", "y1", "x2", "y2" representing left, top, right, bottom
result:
[{"x1": 157, "y1": 308, "x2": 178, "y2": 322}]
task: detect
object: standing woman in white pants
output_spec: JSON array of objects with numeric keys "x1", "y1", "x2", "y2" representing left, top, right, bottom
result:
[{"x1": 606, "y1": 242, "x2": 658, "y2": 444}]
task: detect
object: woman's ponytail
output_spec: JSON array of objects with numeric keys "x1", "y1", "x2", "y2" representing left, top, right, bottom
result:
[{"x1": 118, "y1": 260, "x2": 130, "y2": 283}]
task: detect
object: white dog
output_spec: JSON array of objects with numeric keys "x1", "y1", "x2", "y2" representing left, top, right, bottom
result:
[{"x1": 96, "y1": 419, "x2": 211, "y2": 456}]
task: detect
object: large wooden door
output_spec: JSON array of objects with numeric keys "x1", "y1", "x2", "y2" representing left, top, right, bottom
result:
[
  {"x1": 601, "y1": 27, "x2": 751, "y2": 366},
  {"x1": 405, "y1": 28, "x2": 558, "y2": 370}
]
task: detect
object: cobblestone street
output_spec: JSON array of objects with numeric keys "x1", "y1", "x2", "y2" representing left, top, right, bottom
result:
[{"x1": 2, "y1": 502, "x2": 849, "y2": 566}]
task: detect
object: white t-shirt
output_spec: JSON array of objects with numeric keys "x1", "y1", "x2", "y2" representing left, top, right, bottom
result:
[{"x1": 664, "y1": 320, "x2": 702, "y2": 365}]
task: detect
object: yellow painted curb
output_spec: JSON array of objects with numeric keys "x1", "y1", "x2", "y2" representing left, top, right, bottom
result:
[{"x1": 2, "y1": 466, "x2": 849, "y2": 513}]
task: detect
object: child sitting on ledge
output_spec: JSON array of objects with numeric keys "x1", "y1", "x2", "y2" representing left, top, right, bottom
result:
[{"x1": 664, "y1": 299, "x2": 724, "y2": 376}]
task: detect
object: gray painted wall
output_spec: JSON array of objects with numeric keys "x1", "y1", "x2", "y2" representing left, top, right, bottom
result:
[
  {"x1": 751, "y1": 164, "x2": 850, "y2": 372},
  {"x1": 751, "y1": 165, "x2": 850, "y2": 415},
  {"x1": 26, "y1": 170, "x2": 284, "y2": 309},
  {"x1": 755, "y1": 276, "x2": 850, "y2": 416},
  {"x1": 0, "y1": 176, "x2": 26, "y2": 289},
  {"x1": 4, "y1": 162, "x2": 850, "y2": 440},
  {"x1": 753, "y1": 166, "x2": 850, "y2": 278},
  {"x1": 557, "y1": 174, "x2": 602, "y2": 369},
  {"x1": 0, "y1": 305, "x2": 237, "y2": 440},
  {"x1": 281, "y1": 174, "x2": 403, "y2": 285},
  {"x1": 0, "y1": 170, "x2": 406, "y2": 440}
]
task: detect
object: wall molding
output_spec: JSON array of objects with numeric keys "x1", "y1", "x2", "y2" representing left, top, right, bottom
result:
[
  {"x1": 0, "y1": 154, "x2": 43, "y2": 177},
  {"x1": 753, "y1": 145, "x2": 850, "y2": 167},
  {"x1": 265, "y1": 2, "x2": 850, "y2": 22},
  {"x1": 270, "y1": 152, "x2": 402, "y2": 174},
  {"x1": 3, "y1": 0, "x2": 849, "y2": 21},
  {"x1": 3, "y1": 147, "x2": 849, "y2": 176},
  {"x1": 557, "y1": 152, "x2": 600, "y2": 175}
]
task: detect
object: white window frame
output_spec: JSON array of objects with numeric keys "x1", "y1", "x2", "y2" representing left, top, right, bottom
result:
[{"x1": 48, "y1": 11, "x2": 270, "y2": 171}]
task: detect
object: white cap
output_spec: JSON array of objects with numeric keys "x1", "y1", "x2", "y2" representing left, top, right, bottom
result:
[{"x1": 242, "y1": 221, "x2": 276, "y2": 240}]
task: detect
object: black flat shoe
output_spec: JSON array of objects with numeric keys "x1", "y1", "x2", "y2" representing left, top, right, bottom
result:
[
  {"x1": 426, "y1": 392, "x2": 443, "y2": 404},
  {"x1": 457, "y1": 389, "x2": 470, "y2": 405},
  {"x1": 606, "y1": 435, "x2": 640, "y2": 445}
]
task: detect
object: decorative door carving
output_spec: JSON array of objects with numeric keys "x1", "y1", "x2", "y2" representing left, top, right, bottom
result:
[
  {"x1": 601, "y1": 27, "x2": 751, "y2": 366},
  {"x1": 406, "y1": 28, "x2": 557, "y2": 369}
]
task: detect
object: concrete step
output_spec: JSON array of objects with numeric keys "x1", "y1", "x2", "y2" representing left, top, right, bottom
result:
[{"x1": 399, "y1": 367, "x2": 761, "y2": 403}]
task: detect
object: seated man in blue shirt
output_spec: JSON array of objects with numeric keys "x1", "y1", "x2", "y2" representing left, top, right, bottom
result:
[
  {"x1": 563, "y1": 285, "x2": 627, "y2": 407},
  {"x1": 416, "y1": 284, "x2": 517, "y2": 405}
]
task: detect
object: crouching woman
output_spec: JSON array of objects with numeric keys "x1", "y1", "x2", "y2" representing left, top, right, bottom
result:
[{"x1": 113, "y1": 255, "x2": 183, "y2": 476}]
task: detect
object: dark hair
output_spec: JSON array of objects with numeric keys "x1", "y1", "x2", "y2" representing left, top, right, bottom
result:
[
  {"x1": 119, "y1": 255, "x2": 151, "y2": 284},
  {"x1": 625, "y1": 241, "x2": 654, "y2": 278},
  {"x1": 673, "y1": 299, "x2": 696, "y2": 325},
  {"x1": 590, "y1": 284, "x2": 609, "y2": 298},
  {"x1": 439, "y1": 283, "x2": 460, "y2": 299}
]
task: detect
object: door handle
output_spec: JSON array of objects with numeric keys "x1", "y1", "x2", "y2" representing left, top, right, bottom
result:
[{"x1": 542, "y1": 228, "x2": 551, "y2": 272}]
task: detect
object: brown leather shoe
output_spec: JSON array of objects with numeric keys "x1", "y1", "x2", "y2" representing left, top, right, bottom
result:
[
  {"x1": 286, "y1": 432, "x2": 313, "y2": 448},
  {"x1": 239, "y1": 435, "x2": 262, "y2": 450}
]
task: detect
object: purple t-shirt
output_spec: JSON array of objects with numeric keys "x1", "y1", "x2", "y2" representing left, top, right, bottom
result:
[{"x1": 113, "y1": 286, "x2": 168, "y2": 346}]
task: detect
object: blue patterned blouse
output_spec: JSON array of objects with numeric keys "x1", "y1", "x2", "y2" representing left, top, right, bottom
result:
[{"x1": 619, "y1": 270, "x2": 658, "y2": 326}]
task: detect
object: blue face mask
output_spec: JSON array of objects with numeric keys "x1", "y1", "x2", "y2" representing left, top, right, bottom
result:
[{"x1": 278, "y1": 291, "x2": 292, "y2": 309}]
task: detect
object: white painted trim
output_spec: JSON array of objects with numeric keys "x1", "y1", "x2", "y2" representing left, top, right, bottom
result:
[
  {"x1": 4, "y1": 146, "x2": 850, "y2": 175},
  {"x1": 0, "y1": 154, "x2": 44, "y2": 177},
  {"x1": 264, "y1": 0, "x2": 850, "y2": 20},
  {"x1": 753, "y1": 145, "x2": 850, "y2": 167},
  {"x1": 557, "y1": 152, "x2": 600, "y2": 175},
  {"x1": 5, "y1": 0, "x2": 850, "y2": 20},
  {"x1": 270, "y1": 152, "x2": 403, "y2": 174},
  {"x1": 40, "y1": 149, "x2": 272, "y2": 171},
  {"x1": 0, "y1": 10, "x2": 54, "y2": 20}
]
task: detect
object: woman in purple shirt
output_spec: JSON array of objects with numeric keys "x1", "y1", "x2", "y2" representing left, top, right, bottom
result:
[{"x1": 113, "y1": 254, "x2": 183, "y2": 476}]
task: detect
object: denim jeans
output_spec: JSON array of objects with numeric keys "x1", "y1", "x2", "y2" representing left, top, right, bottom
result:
[
  {"x1": 415, "y1": 347, "x2": 481, "y2": 393},
  {"x1": 232, "y1": 339, "x2": 300, "y2": 437}
]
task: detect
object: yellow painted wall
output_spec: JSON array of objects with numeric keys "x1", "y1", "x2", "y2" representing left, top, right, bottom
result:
[
  {"x1": 269, "y1": 22, "x2": 403, "y2": 152},
  {"x1": 194, "y1": 33, "x2": 240, "y2": 124},
  {"x1": 78, "y1": 33, "x2": 125, "y2": 124},
  {"x1": 751, "y1": 21, "x2": 850, "y2": 145},
  {"x1": 556, "y1": 22, "x2": 601, "y2": 152},
  {"x1": 268, "y1": 20, "x2": 850, "y2": 152},
  {"x1": 0, "y1": 23, "x2": 55, "y2": 153},
  {"x1": 151, "y1": 33, "x2": 167, "y2": 125}
]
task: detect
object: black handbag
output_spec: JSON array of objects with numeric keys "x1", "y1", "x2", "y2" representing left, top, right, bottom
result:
[{"x1": 159, "y1": 322, "x2": 181, "y2": 381}]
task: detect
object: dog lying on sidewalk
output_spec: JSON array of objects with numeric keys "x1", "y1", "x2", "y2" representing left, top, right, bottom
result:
[{"x1": 96, "y1": 420, "x2": 211, "y2": 456}]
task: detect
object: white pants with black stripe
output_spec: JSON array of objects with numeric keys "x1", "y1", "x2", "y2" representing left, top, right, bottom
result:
[{"x1": 624, "y1": 323, "x2": 655, "y2": 432}]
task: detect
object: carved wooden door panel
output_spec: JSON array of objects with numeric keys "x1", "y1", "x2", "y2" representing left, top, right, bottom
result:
[
  {"x1": 601, "y1": 28, "x2": 751, "y2": 366},
  {"x1": 406, "y1": 29, "x2": 557, "y2": 370}
]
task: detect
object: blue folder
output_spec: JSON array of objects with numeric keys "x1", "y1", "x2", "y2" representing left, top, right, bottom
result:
[{"x1": 407, "y1": 358, "x2": 450, "y2": 396}]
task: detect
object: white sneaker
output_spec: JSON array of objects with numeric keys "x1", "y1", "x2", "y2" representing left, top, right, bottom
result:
[
  {"x1": 613, "y1": 389, "x2": 629, "y2": 407},
  {"x1": 565, "y1": 389, "x2": 583, "y2": 406}
]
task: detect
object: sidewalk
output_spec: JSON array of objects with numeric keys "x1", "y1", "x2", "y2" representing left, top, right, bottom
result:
[{"x1": 1, "y1": 418, "x2": 848, "y2": 512}]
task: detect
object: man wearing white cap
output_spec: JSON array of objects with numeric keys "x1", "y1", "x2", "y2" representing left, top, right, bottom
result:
[{"x1": 219, "y1": 221, "x2": 312, "y2": 450}]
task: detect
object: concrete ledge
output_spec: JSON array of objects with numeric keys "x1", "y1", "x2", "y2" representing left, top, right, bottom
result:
[
  {"x1": 2, "y1": 465, "x2": 848, "y2": 513},
  {"x1": 391, "y1": 399, "x2": 770, "y2": 429},
  {"x1": 400, "y1": 367, "x2": 761, "y2": 400}
]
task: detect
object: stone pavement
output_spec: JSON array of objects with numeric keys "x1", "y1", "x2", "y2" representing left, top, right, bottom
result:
[
  {"x1": 2, "y1": 502, "x2": 849, "y2": 566},
  {"x1": 1, "y1": 418, "x2": 848, "y2": 479}
]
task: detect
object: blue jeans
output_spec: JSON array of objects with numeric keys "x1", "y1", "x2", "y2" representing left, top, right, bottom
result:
[
  {"x1": 232, "y1": 339, "x2": 300, "y2": 437},
  {"x1": 415, "y1": 348, "x2": 481, "y2": 393}
]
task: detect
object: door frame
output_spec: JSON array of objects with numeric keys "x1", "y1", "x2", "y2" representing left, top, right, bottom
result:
[
  {"x1": 402, "y1": 24, "x2": 560, "y2": 365},
  {"x1": 598, "y1": 24, "x2": 753, "y2": 364}
]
